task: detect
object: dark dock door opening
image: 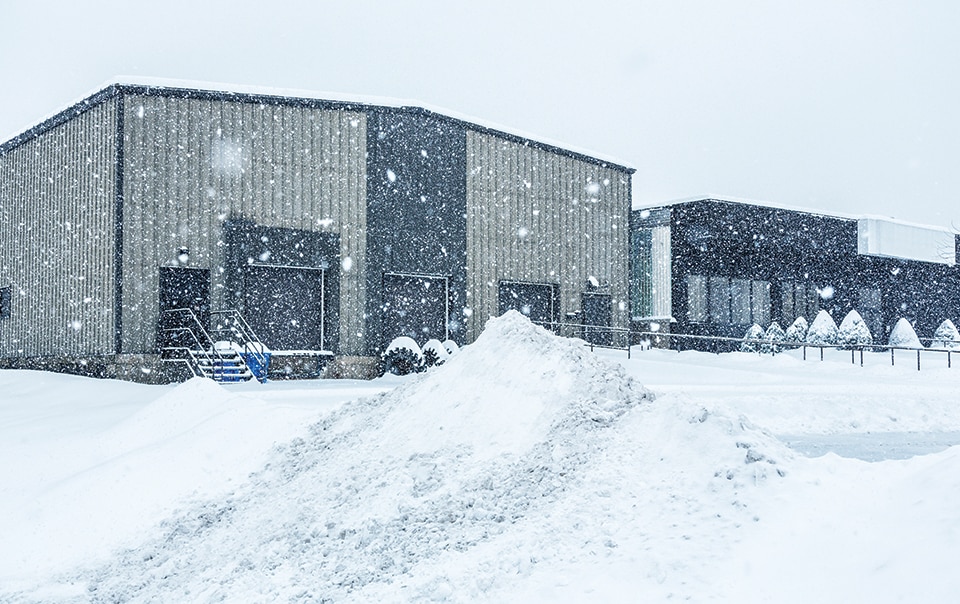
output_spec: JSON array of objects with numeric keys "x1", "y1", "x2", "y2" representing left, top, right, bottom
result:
[{"x1": 243, "y1": 265, "x2": 326, "y2": 351}]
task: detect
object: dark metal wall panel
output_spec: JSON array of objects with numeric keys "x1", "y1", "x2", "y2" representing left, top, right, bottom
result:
[
  {"x1": 120, "y1": 94, "x2": 366, "y2": 354},
  {"x1": 465, "y1": 131, "x2": 631, "y2": 340},
  {"x1": 662, "y1": 199, "x2": 960, "y2": 341},
  {"x1": 0, "y1": 99, "x2": 117, "y2": 357},
  {"x1": 365, "y1": 110, "x2": 468, "y2": 353}
]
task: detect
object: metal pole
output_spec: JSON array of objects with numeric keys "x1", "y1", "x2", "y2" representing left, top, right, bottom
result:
[
  {"x1": 891, "y1": 348, "x2": 895, "y2": 366},
  {"x1": 820, "y1": 347, "x2": 824, "y2": 361},
  {"x1": 803, "y1": 345, "x2": 806, "y2": 361},
  {"x1": 917, "y1": 349, "x2": 921, "y2": 371},
  {"x1": 860, "y1": 348, "x2": 864, "y2": 367},
  {"x1": 850, "y1": 348, "x2": 855, "y2": 365}
]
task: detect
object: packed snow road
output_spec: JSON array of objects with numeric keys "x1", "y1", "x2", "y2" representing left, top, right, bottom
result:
[{"x1": 2, "y1": 314, "x2": 959, "y2": 602}]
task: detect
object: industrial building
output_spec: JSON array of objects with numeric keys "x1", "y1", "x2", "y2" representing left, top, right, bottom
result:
[
  {"x1": 630, "y1": 198, "x2": 960, "y2": 348},
  {"x1": 0, "y1": 80, "x2": 633, "y2": 381}
]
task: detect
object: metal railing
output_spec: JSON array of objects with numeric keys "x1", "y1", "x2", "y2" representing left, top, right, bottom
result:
[
  {"x1": 536, "y1": 321, "x2": 958, "y2": 371},
  {"x1": 210, "y1": 309, "x2": 269, "y2": 375},
  {"x1": 159, "y1": 308, "x2": 238, "y2": 381}
]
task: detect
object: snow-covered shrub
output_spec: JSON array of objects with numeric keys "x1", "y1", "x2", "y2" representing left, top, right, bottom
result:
[
  {"x1": 381, "y1": 336, "x2": 425, "y2": 375},
  {"x1": 837, "y1": 310, "x2": 873, "y2": 348},
  {"x1": 784, "y1": 316, "x2": 808, "y2": 347},
  {"x1": 740, "y1": 323, "x2": 765, "y2": 353},
  {"x1": 421, "y1": 339, "x2": 450, "y2": 367},
  {"x1": 762, "y1": 321, "x2": 786, "y2": 354},
  {"x1": 931, "y1": 319, "x2": 960, "y2": 350},
  {"x1": 806, "y1": 310, "x2": 839, "y2": 346},
  {"x1": 888, "y1": 318, "x2": 922, "y2": 349},
  {"x1": 442, "y1": 339, "x2": 460, "y2": 356}
]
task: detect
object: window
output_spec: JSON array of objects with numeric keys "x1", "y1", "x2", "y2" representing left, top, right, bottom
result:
[
  {"x1": 859, "y1": 287, "x2": 882, "y2": 336},
  {"x1": 0, "y1": 286, "x2": 10, "y2": 320},
  {"x1": 687, "y1": 275, "x2": 770, "y2": 325},
  {"x1": 781, "y1": 280, "x2": 820, "y2": 324},
  {"x1": 730, "y1": 279, "x2": 751, "y2": 325},
  {"x1": 709, "y1": 276, "x2": 731, "y2": 323},
  {"x1": 686, "y1": 275, "x2": 707, "y2": 322},
  {"x1": 630, "y1": 229, "x2": 653, "y2": 318}
]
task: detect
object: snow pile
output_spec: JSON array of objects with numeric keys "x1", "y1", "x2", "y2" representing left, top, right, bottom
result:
[
  {"x1": 23, "y1": 311, "x2": 793, "y2": 602},
  {"x1": 741, "y1": 323, "x2": 765, "y2": 352},
  {"x1": 806, "y1": 310, "x2": 839, "y2": 345},
  {"x1": 889, "y1": 318, "x2": 922, "y2": 348}
]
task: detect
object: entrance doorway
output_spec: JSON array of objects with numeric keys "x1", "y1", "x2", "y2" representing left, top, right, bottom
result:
[{"x1": 157, "y1": 267, "x2": 211, "y2": 351}]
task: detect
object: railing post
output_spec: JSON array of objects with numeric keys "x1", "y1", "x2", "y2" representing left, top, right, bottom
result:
[
  {"x1": 949, "y1": 350, "x2": 952, "y2": 369},
  {"x1": 860, "y1": 348, "x2": 864, "y2": 367},
  {"x1": 917, "y1": 349, "x2": 921, "y2": 371},
  {"x1": 803, "y1": 345, "x2": 806, "y2": 361},
  {"x1": 891, "y1": 348, "x2": 895, "y2": 366},
  {"x1": 820, "y1": 346, "x2": 824, "y2": 361},
  {"x1": 850, "y1": 348, "x2": 855, "y2": 365}
]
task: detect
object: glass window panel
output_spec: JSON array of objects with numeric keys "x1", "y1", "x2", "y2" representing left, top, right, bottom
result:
[
  {"x1": 686, "y1": 275, "x2": 707, "y2": 322},
  {"x1": 752, "y1": 280, "x2": 770, "y2": 326},
  {"x1": 781, "y1": 280, "x2": 795, "y2": 325},
  {"x1": 709, "y1": 276, "x2": 731, "y2": 324},
  {"x1": 730, "y1": 279, "x2": 751, "y2": 325}
]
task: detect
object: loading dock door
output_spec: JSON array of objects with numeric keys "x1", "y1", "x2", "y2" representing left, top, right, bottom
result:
[
  {"x1": 158, "y1": 267, "x2": 211, "y2": 351},
  {"x1": 244, "y1": 266, "x2": 325, "y2": 350},
  {"x1": 381, "y1": 273, "x2": 449, "y2": 348},
  {"x1": 498, "y1": 281, "x2": 559, "y2": 327}
]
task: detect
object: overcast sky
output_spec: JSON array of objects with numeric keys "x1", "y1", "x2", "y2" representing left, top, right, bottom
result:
[{"x1": 2, "y1": 0, "x2": 959, "y2": 229}]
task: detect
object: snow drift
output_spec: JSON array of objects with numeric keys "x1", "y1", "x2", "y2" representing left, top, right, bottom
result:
[{"x1": 12, "y1": 311, "x2": 794, "y2": 602}]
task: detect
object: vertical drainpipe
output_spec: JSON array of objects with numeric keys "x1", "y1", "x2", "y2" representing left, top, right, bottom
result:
[{"x1": 114, "y1": 88, "x2": 125, "y2": 355}]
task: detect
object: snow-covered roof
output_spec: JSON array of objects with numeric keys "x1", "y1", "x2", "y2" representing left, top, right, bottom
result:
[
  {"x1": 1, "y1": 77, "x2": 634, "y2": 172},
  {"x1": 637, "y1": 195, "x2": 959, "y2": 235}
]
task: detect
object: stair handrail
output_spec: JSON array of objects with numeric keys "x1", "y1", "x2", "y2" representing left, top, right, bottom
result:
[{"x1": 160, "y1": 308, "x2": 231, "y2": 381}]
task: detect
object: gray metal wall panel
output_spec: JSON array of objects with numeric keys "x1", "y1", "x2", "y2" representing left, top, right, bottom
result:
[
  {"x1": 465, "y1": 131, "x2": 630, "y2": 340},
  {"x1": 121, "y1": 95, "x2": 367, "y2": 355},
  {"x1": 0, "y1": 100, "x2": 117, "y2": 357}
]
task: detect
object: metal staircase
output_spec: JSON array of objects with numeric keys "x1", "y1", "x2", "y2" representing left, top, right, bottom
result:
[{"x1": 159, "y1": 308, "x2": 268, "y2": 383}]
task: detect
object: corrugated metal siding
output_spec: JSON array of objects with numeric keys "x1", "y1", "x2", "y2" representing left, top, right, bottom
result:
[
  {"x1": 0, "y1": 100, "x2": 117, "y2": 357},
  {"x1": 121, "y1": 95, "x2": 368, "y2": 355},
  {"x1": 465, "y1": 131, "x2": 630, "y2": 340}
]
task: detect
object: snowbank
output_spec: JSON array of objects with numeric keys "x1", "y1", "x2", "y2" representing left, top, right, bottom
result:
[{"x1": 23, "y1": 312, "x2": 796, "y2": 602}]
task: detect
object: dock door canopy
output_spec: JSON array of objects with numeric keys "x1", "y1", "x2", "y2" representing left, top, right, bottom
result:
[
  {"x1": 243, "y1": 265, "x2": 326, "y2": 351},
  {"x1": 158, "y1": 267, "x2": 211, "y2": 350},
  {"x1": 381, "y1": 273, "x2": 449, "y2": 347},
  {"x1": 498, "y1": 280, "x2": 560, "y2": 326}
]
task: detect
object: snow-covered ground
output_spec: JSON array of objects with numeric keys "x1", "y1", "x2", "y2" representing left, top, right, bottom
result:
[{"x1": 2, "y1": 313, "x2": 960, "y2": 602}]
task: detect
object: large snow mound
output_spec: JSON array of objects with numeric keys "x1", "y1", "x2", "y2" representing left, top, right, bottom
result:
[{"x1": 22, "y1": 312, "x2": 793, "y2": 602}]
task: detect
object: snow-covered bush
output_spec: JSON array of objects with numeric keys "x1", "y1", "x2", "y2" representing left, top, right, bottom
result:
[
  {"x1": 740, "y1": 323, "x2": 765, "y2": 353},
  {"x1": 837, "y1": 310, "x2": 873, "y2": 348},
  {"x1": 806, "y1": 310, "x2": 839, "y2": 346},
  {"x1": 442, "y1": 339, "x2": 460, "y2": 356},
  {"x1": 784, "y1": 316, "x2": 808, "y2": 346},
  {"x1": 888, "y1": 318, "x2": 922, "y2": 349},
  {"x1": 931, "y1": 319, "x2": 960, "y2": 350},
  {"x1": 762, "y1": 322, "x2": 786, "y2": 354},
  {"x1": 381, "y1": 336, "x2": 425, "y2": 375},
  {"x1": 421, "y1": 339, "x2": 450, "y2": 367}
]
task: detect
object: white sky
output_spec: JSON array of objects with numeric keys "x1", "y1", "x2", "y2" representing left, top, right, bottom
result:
[{"x1": 2, "y1": 0, "x2": 959, "y2": 229}]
